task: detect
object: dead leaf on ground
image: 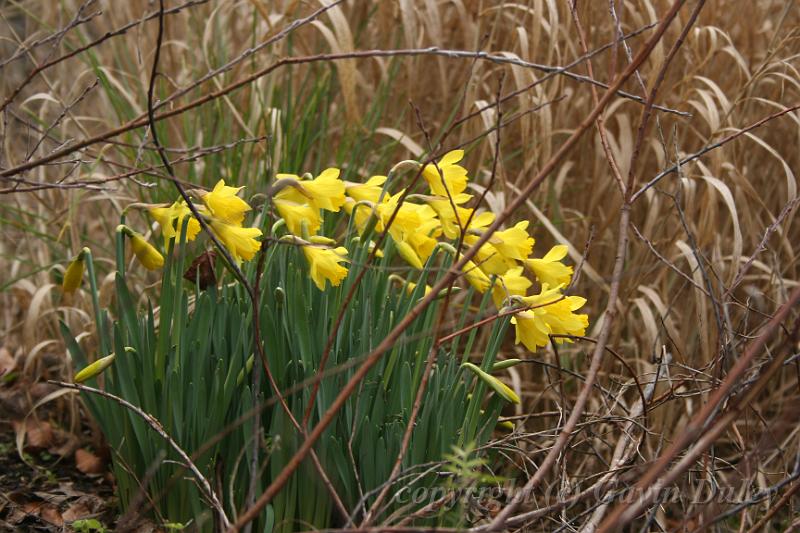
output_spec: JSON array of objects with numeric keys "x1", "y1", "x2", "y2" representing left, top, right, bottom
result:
[
  {"x1": 12, "y1": 418, "x2": 54, "y2": 451},
  {"x1": 6, "y1": 501, "x2": 64, "y2": 526},
  {"x1": 62, "y1": 494, "x2": 104, "y2": 521},
  {"x1": 75, "y1": 448, "x2": 105, "y2": 475},
  {"x1": 27, "y1": 420, "x2": 54, "y2": 449}
]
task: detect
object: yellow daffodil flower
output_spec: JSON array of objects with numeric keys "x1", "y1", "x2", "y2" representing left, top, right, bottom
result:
[
  {"x1": 395, "y1": 239, "x2": 425, "y2": 269},
  {"x1": 488, "y1": 221, "x2": 535, "y2": 262},
  {"x1": 201, "y1": 179, "x2": 252, "y2": 225},
  {"x1": 276, "y1": 168, "x2": 346, "y2": 212},
  {"x1": 462, "y1": 260, "x2": 492, "y2": 293},
  {"x1": 469, "y1": 211, "x2": 496, "y2": 230},
  {"x1": 62, "y1": 248, "x2": 88, "y2": 293},
  {"x1": 274, "y1": 198, "x2": 322, "y2": 236},
  {"x1": 405, "y1": 280, "x2": 433, "y2": 296},
  {"x1": 343, "y1": 197, "x2": 372, "y2": 235},
  {"x1": 426, "y1": 193, "x2": 473, "y2": 239},
  {"x1": 148, "y1": 200, "x2": 201, "y2": 245},
  {"x1": 209, "y1": 219, "x2": 262, "y2": 263},
  {"x1": 302, "y1": 244, "x2": 349, "y2": 290},
  {"x1": 379, "y1": 199, "x2": 440, "y2": 269},
  {"x1": 511, "y1": 285, "x2": 588, "y2": 350},
  {"x1": 525, "y1": 244, "x2": 574, "y2": 288},
  {"x1": 345, "y1": 175, "x2": 387, "y2": 203},
  {"x1": 374, "y1": 190, "x2": 422, "y2": 235},
  {"x1": 491, "y1": 266, "x2": 532, "y2": 308},
  {"x1": 422, "y1": 150, "x2": 468, "y2": 197},
  {"x1": 463, "y1": 235, "x2": 512, "y2": 276}
]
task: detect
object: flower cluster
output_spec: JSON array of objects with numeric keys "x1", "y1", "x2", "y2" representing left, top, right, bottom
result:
[
  {"x1": 270, "y1": 150, "x2": 588, "y2": 351},
  {"x1": 96, "y1": 150, "x2": 587, "y2": 352},
  {"x1": 110, "y1": 180, "x2": 265, "y2": 274}
]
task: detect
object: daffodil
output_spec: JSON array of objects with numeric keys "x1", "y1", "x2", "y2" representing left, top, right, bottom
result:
[
  {"x1": 119, "y1": 226, "x2": 164, "y2": 270},
  {"x1": 487, "y1": 221, "x2": 535, "y2": 262},
  {"x1": 131, "y1": 235, "x2": 164, "y2": 270},
  {"x1": 201, "y1": 179, "x2": 252, "y2": 225},
  {"x1": 276, "y1": 168, "x2": 346, "y2": 212},
  {"x1": 302, "y1": 244, "x2": 349, "y2": 290},
  {"x1": 422, "y1": 150, "x2": 469, "y2": 197},
  {"x1": 374, "y1": 190, "x2": 423, "y2": 235},
  {"x1": 463, "y1": 235, "x2": 512, "y2": 276},
  {"x1": 405, "y1": 280, "x2": 433, "y2": 296},
  {"x1": 462, "y1": 260, "x2": 492, "y2": 293},
  {"x1": 62, "y1": 248, "x2": 88, "y2": 293},
  {"x1": 469, "y1": 211, "x2": 496, "y2": 230},
  {"x1": 343, "y1": 197, "x2": 373, "y2": 235},
  {"x1": 525, "y1": 244, "x2": 573, "y2": 288},
  {"x1": 395, "y1": 239, "x2": 425, "y2": 269},
  {"x1": 209, "y1": 219, "x2": 262, "y2": 263},
  {"x1": 148, "y1": 200, "x2": 201, "y2": 245},
  {"x1": 511, "y1": 285, "x2": 588, "y2": 350},
  {"x1": 491, "y1": 266, "x2": 532, "y2": 308},
  {"x1": 345, "y1": 175, "x2": 387, "y2": 203},
  {"x1": 274, "y1": 198, "x2": 322, "y2": 236},
  {"x1": 377, "y1": 199, "x2": 440, "y2": 269},
  {"x1": 426, "y1": 193, "x2": 473, "y2": 239}
]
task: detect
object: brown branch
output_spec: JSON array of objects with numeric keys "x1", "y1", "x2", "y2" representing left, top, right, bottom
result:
[
  {"x1": 0, "y1": 44, "x2": 687, "y2": 181},
  {"x1": 595, "y1": 286, "x2": 800, "y2": 531}
]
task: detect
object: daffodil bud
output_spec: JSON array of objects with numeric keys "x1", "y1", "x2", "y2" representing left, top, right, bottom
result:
[
  {"x1": 309, "y1": 235, "x2": 336, "y2": 246},
  {"x1": 462, "y1": 362, "x2": 520, "y2": 404},
  {"x1": 497, "y1": 420, "x2": 515, "y2": 431},
  {"x1": 491, "y1": 359, "x2": 523, "y2": 372},
  {"x1": 74, "y1": 353, "x2": 116, "y2": 383},
  {"x1": 236, "y1": 354, "x2": 255, "y2": 386},
  {"x1": 62, "y1": 247, "x2": 89, "y2": 293},
  {"x1": 118, "y1": 225, "x2": 164, "y2": 270},
  {"x1": 131, "y1": 233, "x2": 165, "y2": 270}
]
